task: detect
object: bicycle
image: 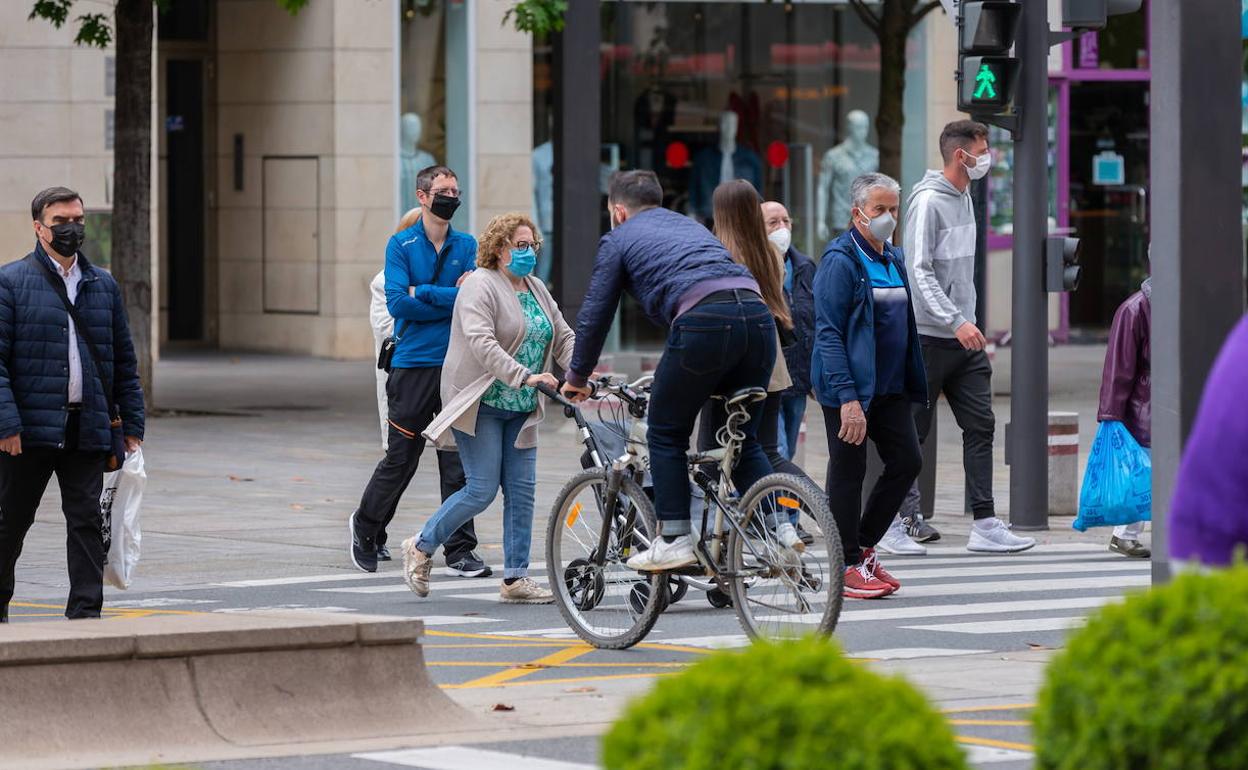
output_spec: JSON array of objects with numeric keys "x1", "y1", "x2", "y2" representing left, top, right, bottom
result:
[{"x1": 537, "y1": 377, "x2": 844, "y2": 650}]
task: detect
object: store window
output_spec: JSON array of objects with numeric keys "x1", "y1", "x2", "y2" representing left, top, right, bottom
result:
[
  {"x1": 1072, "y1": 7, "x2": 1147, "y2": 71},
  {"x1": 536, "y1": 1, "x2": 926, "y2": 348},
  {"x1": 399, "y1": 1, "x2": 470, "y2": 225},
  {"x1": 986, "y1": 88, "x2": 1059, "y2": 240}
]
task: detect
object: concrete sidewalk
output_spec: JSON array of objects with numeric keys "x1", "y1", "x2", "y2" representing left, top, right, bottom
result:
[{"x1": 9, "y1": 345, "x2": 1117, "y2": 603}]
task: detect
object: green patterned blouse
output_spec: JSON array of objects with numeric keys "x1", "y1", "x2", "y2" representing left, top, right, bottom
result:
[{"x1": 481, "y1": 290, "x2": 553, "y2": 413}]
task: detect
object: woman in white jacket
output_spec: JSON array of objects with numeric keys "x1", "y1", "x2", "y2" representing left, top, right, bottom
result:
[{"x1": 370, "y1": 208, "x2": 423, "y2": 449}]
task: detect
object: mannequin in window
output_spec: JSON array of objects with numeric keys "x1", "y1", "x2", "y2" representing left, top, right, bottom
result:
[
  {"x1": 817, "y1": 110, "x2": 880, "y2": 242},
  {"x1": 400, "y1": 113, "x2": 438, "y2": 214},
  {"x1": 689, "y1": 111, "x2": 762, "y2": 224}
]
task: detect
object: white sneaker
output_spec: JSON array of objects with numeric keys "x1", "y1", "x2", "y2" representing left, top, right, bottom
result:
[
  {"x1": 875, "y1": 516, "x2": 927, "y2": 555},
  {"x1": 626, "y1": 534, "x2": 697, "y2": 571},
  {"x1": 967, "y1": 518, "x2": 1036, "y2": 553},
  {"x1": 499, "y1": 577, "x2": 554, "y2": 604},
  {"x1": 776, "y1": 523, "x2": 806, "y2": 553},
  {"x1": 401, "y1": 536, "x2": 432, "y2": 597}
]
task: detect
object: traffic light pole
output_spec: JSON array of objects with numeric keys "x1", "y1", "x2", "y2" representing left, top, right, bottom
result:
[{"x1": 1007, "y1": 0, "x2": 1049, "y2": 531}]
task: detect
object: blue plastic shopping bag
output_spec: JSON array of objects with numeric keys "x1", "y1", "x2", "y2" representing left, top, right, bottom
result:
[{"x1": 1073, "y1": 421, "x2": 1152, "y2": 531}]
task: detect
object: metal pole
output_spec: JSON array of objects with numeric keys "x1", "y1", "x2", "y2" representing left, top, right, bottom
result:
[
  {"x1": 1149, "y1": 0, "x2": 1244, "y2": 582},
  {"x1": 1007, "y1": 0, "x2": 1049, "y2": 531}
]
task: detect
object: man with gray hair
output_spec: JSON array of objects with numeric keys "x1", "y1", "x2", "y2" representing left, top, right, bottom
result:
[{"x1": 812, "y1": 172, "x2": 928, "y2": 599}]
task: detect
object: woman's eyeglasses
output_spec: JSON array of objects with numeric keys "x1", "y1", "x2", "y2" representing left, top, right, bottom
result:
[{"x1": 513, "y1": 240, "x2": 541, "y2": 253}]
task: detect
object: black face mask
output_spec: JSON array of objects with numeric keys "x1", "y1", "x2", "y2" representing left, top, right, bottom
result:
[
  {"x1": 43, "y1": 221, "x2": 85, "y2": 257},
  {"x1": 428, "y1": 193, "x2": 461, "y2": 222}
]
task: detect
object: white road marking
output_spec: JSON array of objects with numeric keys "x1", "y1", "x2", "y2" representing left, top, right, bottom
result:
[
  {"x1": 892, "y1": 561, "x2": 1147, "y2": 581},
  {"x1": 895, "y1": 573, "x2": 1150, "y2": 598},
  {"x1": 320, "y1": 577, "x2": 548, "y2": 596},
  {"x1": 408, "y1": 615, "x2": 503, "y2": 626},
  {"x1": 657, "y1": 634, "x2": 752, "y2": 649},
  {"x1": 880, "y1": 551, "x2": 1141, "y2": 568},
  {"x1": 355, "y1": 746, "x2": 597, "y2": 770},
  {"x1": 851, "y1": 647, "x2": 991, "y2": 660},
  {"x1": 963, "y1": 745, "x2": 1034, "y2": 764},
  {"x1": 904, "y1": 616, "x2": 1087, "y2": 634},
  {"x1": 835, "y1": 595, "x2": 1118, "y2": 622},
  {"x1": 108, "y1": 598, "x2": 221, "y2": 608}
]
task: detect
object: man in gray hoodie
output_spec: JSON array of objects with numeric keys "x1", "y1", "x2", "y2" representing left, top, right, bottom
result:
[{"x1": 888, "y1": 120, "x2": 1035, "y2": 554}]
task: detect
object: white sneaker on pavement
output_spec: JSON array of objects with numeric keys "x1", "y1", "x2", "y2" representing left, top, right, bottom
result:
[
  {"x1": 499, "y1": 577, "x2": 554, "y2": 604},
  {"x1": 875, "y1": 515, "x2": 927, "y2": 555},
  {"x1": 401, "y1": 536, "x2": 432, "y2": 597},
  {"x1": 626, "y1": 534, "x2": 697, "y2": 571},
  {"x1": 776, "y1": 523, "x2": 806, "y2": 553},
  {"x1": 967, "y1": 518, "x2": 1036, "y2": 553}
]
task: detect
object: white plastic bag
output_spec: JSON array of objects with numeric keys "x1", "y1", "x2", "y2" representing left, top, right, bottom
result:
[{"x1": 101, "y1": 448, "x2": 146, "y2": 589}]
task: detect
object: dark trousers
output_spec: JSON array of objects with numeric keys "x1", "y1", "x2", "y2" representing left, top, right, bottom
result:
[
  {"x1": 824, "y1": 395, "x2": 922, "y2": 565},
  {"x1": 356, "y1": 367, "x2": 476, "y2": 561},
  {"x1": 648, "y1": 296, "x2": 776, "y2": 535},
  {"x1": 0, "y1": 412, "x2": 107, "y2": 621},
  {"x1": 913, "y1": 338, "x2": 997, "y2": 518}
]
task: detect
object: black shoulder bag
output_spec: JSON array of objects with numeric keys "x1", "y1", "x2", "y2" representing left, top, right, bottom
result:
[
  {"x1": 30, "y1": 255, "x2": 127, "y2": 471},
  {"x1": 377, "y1": 246, "x2": 454, "y2": 373}
]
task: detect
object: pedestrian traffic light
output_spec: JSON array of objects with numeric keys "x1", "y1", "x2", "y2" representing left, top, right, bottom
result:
[
  {"x1": 1061, "y1": 0, "x2": 1143, "y2": 31},
  {"x1": 957, "y1": 1, "x2": 1022, "y2": 115},
  {"x1": 1046, "y1": 236, "x2": 1082, "y2": 292}
]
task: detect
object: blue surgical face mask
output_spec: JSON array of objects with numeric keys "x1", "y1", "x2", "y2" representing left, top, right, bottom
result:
[{"x1": 508, "y1": 247, "x2": 537, "y2": 278}]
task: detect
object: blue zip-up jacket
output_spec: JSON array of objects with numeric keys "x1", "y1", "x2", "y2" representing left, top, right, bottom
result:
[
  {"x1": 0, "y1": 246, "x2": 145, "y2": 450},
  {"x1": 782, "y1": 245, "x2": 816, "y2": 396},
  {"x1": 568, "y1": 207, "x2": 754, "y2": 384},
  {"x1": 385, "y1": 218, "x2": 476, "y2": 369},
  {"x1": 812, "y1": 230, "x2": 927, "y2": 411}
]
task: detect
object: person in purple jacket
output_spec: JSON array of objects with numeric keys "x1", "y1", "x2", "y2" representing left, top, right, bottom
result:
[
  {"x1": 1169, "y1": 314, "x2": 1248, "y2": 567},
  {"x1": 1097, "y1": 277, "x2": 1151, "y2": 558}
]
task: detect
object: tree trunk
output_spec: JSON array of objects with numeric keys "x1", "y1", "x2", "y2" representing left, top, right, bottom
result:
[
  {"x1": 875, "y1": 0, "x2": 910, "y2": 182},
  {"x1": 111, "y1": 0, "x2": 154, "y2": 406}
]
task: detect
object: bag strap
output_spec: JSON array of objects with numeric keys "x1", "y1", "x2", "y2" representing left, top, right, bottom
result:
[
  {"x1": 27, "y1": 253, "x2": 120, "y2": 421},
  {"x1": 395, "y1": 239, "x2": 454, "y2": 342}
]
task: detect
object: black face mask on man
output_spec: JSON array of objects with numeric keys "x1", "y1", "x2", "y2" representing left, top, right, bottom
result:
[
  {"x1": 428, "y1": 193, "x2": 461, "y2": 222},
  {"x1": 42, "y1": 221, "x2": 85, "y2": 257}
]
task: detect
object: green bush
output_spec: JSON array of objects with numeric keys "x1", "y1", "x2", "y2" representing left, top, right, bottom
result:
[
  {"x1": 601, "y1": 637, "x2": 968, "y2": 770},
  {"x1": 1035, "y1": 565, "x2": 1248, "y2": 770}
]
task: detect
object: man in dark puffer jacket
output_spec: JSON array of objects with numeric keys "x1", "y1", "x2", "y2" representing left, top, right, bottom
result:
[{"x1": 0, "y1": 187, "x2": 145, "y2": 621}]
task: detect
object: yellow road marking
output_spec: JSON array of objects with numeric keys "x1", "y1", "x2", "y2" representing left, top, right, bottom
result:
[
  {"x1": 949, "y1": 718, "x2": 1031, "y2": 727},
  {"x1": 428, "y1": 660, "x2": 692, "y2": 669},
  {"x1": 956, "y1": 735, "x2": 1034, "y2": 752},
  {"x1": 444, "y1": 671, "x2": 678, "y2": 690},
  {"x1": 453, "y1": 644, "x2": 595, "y2": 689},
  {"x1": 942, "y1": 702, "x2": 1035, "y2": 714}
]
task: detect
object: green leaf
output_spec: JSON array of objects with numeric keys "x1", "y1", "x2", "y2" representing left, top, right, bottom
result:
[
  {"x1": 28, "y1": 0, "x2": 72, "y2": 26},
  {"x1": 503, "y1": 0, "x2": 567, "y2": 35},
  {"x1": 74, "y1": 12, "x2": 111, "y2": 48}
]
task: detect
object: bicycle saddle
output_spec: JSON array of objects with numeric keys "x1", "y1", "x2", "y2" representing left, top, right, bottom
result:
[{"x1": 712, "y1": 387, "x2": 768, "y2": 407}]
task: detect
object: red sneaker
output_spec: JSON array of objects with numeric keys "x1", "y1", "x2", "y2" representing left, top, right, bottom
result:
[
  {"x1": 863, "y1": 547, "x2": 901, "y2": 591},
  {"x1": 843, "y1": 559, "x2": 895, "y2": 599}
]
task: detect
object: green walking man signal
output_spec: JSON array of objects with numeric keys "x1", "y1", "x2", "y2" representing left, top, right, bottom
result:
[{"x1": 973, "y1": 63, "x2": 998, "y2": 100}]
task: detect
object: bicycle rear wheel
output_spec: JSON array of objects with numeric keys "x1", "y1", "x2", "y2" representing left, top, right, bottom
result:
[
  {"x1": 546, "y1": 469, "x2": 665, "y2": 649},
  {"x1": 726, "y1": 473, "x2": 844, "y2": 640}
]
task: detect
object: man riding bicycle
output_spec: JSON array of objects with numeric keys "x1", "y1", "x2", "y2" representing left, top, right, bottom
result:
[{"x1": 561, "y1": 170, "x2": 779, "y2": 572}]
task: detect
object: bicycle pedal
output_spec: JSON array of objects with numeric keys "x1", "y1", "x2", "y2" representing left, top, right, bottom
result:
[{"x1": 668, "y1": 564, "x2": 710, "y2": 577}]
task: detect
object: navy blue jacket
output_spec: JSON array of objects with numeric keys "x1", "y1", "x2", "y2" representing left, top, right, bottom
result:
[
  {"x1": 0, "y1": 247, "x2": 145, "y2": 451},
  {"x1": 385, "y1": 219, "x2": 476, "y2": 369},
  {"x1": 568, "y1": 207, "x2": 754, "y2": 383},
  {"x1": 812, "y1": 231, "x2": 927, "y2": 412},
  {"x1": 781, "y1": 246, "x2": 816, "y2": 396}
]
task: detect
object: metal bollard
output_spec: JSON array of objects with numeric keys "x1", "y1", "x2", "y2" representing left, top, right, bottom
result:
[{"x1": 1047, "y1": 412, "x2": 1080, "y2": 516}]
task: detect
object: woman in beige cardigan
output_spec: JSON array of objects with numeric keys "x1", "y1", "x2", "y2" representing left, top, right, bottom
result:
[{"x1": 401, "y1": 213, "x2": 575, "y2": 604}]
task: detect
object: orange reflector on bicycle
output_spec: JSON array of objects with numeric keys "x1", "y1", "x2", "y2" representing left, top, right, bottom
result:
[
  {"x1": 777, "y1": 497, "x2": 801, "y2": 509},
  {"x1": 566, "y1": 503, "x2": 583, "y2": 527}
]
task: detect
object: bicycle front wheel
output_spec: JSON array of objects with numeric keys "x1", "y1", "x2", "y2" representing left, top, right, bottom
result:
[
  {"x1": 546, "y1": 469, "x2": 665, "y2": 649},
  {"x1": 727, "y1": 473, "x2": 844, "y2": 640}
]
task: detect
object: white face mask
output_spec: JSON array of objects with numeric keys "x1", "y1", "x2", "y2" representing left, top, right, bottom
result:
[
  {"x1": 855, "y1": 209, "x2": 897, "y2": 243},
  {"x1": 962, "y1": 149, "x2": 992, "y2": 181},
  {"x1": 767, "y1": 227, "x2": 792, "y2": 255}
]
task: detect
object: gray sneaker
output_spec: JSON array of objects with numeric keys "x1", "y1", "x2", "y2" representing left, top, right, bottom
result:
[
  {"x1": 401, "y1": 537, "x2": 432, "y2": 597},
  {"x1": 903, "y1": 514, "x2": 942, "y2": 543},
  {"x1": 499, "y1": 577, "x2": 554, "y2": 604}
]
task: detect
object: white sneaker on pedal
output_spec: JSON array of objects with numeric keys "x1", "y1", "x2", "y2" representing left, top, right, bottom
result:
[
  {"x1": 875, "y1": 515, "x2": 927, "y2": 555},
  {"x1": 776, "y1": 523, "x2": 806, "y2": 553},
  {"x1": 967, "y1": 518, "x2": 1036, "y2": 553},
  {"x1": 626, "y1": 535, "x2": 697, "y2": 572}
]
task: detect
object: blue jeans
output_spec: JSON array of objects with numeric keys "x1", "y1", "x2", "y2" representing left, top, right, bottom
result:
[
  {"x1": 416, "y1": 404, "x2": 537, "y2": 578},
  {"x1": 776, "y1": 393, "x2": 808, "y2": 461},
  {"x1": 647, "y1": 294, "x2": 777, "y2": 536}
]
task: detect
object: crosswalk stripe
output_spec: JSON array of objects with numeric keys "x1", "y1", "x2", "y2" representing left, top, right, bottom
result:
[
  {"x1": 963, "y1": 745, "x2": 1033, "y2": 764},
  {"x1": 318, "y1": 576, "x2": 549, "y2": 595},
  {"x1": 411, "y1": 616, "x2": 504, "y2": 626},
  {"x1": 880, "y1": 551, "x2": 1139, "y2": 568},
  {"x1": 355, "y1": 746, "x2": 596, "y2": 770},
  {"x1": 896, "y1": 574, "x2": 1150, "y2": 598},
  {"x1": 892, "y1": 561, "x2": 1147, "y2": 581},
  {"x1": 838, "y1": 595, "x2": 1117, "y2": 622},
  {"x1": 852, "y1": 648, "x2": 991, "y2": 660},
  {"x1": 904, "y1": 616, "x2": 1087, "y2": 634}
]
